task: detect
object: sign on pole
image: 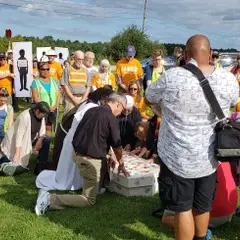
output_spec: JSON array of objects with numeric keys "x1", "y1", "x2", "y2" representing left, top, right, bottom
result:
[{"x1": 12, "y1": 42, "x2": 33, "y2": 97}]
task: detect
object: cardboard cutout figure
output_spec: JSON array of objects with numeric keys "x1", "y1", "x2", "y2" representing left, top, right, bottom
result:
[{"x1": 17, "y1": 49, "x2": 28, "y2": 91}]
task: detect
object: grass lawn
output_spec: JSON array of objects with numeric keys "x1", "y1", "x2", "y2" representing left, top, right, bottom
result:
[{"x1": 0, "y1": 100, "x2": 239, "y2": 240}]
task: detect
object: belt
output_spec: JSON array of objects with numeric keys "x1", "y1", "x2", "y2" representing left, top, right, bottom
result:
[
  {"x1": 73, "y1": 94, "x2": 83, "y2": 97},
  {"x1": 75, "y1": 152, "x2": 93, "y2": 159}
]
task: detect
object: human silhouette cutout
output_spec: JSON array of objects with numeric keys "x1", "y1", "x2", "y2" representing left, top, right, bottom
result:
[
  {"x1": 17, "y1": 49, "x2": 28, "y2": 91},
  {"x1": 58, "y1": 52, "x2": 64, "y2": 65}
]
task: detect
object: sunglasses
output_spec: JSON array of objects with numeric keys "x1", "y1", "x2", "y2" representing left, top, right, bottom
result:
[
  {"x1": 129, "y1": 88, "x2": 138, "y2": 91},
  {"x1": 41, "y1": 68, "x2": 50, "y2": 71}
]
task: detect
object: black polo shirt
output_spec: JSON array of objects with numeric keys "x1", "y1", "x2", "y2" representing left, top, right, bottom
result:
[{"x1": 72, "y1": 105, "x2": 121, "y2": 159}]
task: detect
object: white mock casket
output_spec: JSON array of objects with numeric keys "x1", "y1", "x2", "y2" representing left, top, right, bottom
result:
[{"x1": 110, "y1": 153, "x2": 160, "y2": 197}]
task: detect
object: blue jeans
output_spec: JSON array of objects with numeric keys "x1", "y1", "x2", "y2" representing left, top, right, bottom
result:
[{"x1": 34, "y1": 136, "x2": 50, "y2": 175}]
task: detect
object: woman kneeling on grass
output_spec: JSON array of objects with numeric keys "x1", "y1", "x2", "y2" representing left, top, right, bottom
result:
[{"x1": 0, "y1": 102, "x2": 51, "y2": 176}]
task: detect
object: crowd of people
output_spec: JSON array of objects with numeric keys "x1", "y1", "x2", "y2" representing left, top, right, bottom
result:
[{"x1": 0, "y1": 34, "x2": 240, "y2": 240}]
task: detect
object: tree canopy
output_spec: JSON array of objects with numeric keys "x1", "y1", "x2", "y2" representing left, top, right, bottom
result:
[{"x1": 0, "y1": 25, "x2": 238, "y2": 64}]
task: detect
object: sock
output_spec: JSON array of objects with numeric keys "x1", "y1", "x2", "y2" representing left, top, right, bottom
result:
[{"x1": 193, "y1": 236, "x2": 206, "y2": 240}]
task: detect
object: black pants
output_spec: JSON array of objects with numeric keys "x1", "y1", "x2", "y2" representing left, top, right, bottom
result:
[
  {"x1": 159, "y1": 161, "x2": 217, "y2": 213},
  {"x1": 20, "y1": 73, "x2": 27, "y2": 89}
]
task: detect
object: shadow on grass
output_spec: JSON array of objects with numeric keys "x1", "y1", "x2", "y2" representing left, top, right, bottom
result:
[{"x1": 0, "y1": 171, "x2": 173, "y2": 240}]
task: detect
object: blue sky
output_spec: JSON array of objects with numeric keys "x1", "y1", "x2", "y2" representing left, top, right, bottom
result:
[{"x1": 0, "y1": 0, "x2": 240, "y2": 50}]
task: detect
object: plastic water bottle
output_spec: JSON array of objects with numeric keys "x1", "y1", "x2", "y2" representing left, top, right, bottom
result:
[{"x1": 205, "y1": 229, "x2": 212, "y2": 240}]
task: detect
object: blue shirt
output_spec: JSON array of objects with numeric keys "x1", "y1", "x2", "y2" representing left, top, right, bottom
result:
[{"x1": 31, "y1": 79, "x2": 58, "y2": 94}]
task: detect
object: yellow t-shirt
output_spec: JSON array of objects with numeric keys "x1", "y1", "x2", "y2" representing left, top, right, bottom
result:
[
  {"x1": 92, "y1": 72, "x2": 117, "y2": 90},
  {"x1": 133, "y1": 96, "x2": 147, "y2": 116},
  {"x1": 0, "y1": 63, "x2": 12, "y2": 95},
  {"x1": 49, "y1": 62, "x2": 63, "y2": 81},
  {"x1": 116, "y1": 58, "x2": 143, "y2": 86}
]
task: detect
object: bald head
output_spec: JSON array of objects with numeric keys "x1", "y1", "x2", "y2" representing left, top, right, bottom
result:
[
  {"x1": 185, "y1": 35, "x2": 211, "y2": 64},
  {"x1": 74, "y1": 50, "x2": 84, "y2": 68}
]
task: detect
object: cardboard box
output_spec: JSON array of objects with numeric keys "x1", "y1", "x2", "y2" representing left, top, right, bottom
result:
[
  {"x1": 110, "y1": 153, "x2": 160, "y2": 197},
  {"x1": 110, "y1": 181, "x2": 156, "y2": 197}
]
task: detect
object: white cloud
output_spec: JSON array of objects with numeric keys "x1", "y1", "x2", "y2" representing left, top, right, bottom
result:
[{"x1": 1, "y1": 0, "x2": 240, "y2": 48}]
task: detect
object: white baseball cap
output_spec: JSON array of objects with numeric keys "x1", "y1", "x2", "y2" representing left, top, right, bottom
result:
[
  {"x1": 46, "y1": 49, "x2": 57, "y2": 56},
  {"x1": 40, "y1": 55, "x2": 49, "y2": 62},
  {"x1": 125, "y1": 95, "x2": 134, "y2": 109}
]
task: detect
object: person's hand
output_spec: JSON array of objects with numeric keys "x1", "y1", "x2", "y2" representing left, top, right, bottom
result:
[
  {"x1": 146, "y1": 158, "x2": 154, "y2": 164},
  {"x1": 130, "y1": 147, "x2": 141, "y2": 155},
  {"x1": 73, "y1": 97, "x2": 83, "y2": 106},
  {"x1": 138, "y1": 147, "x2": 148, "y2": 158},
  {"x1": 9, "y1": 73, "x2": 15, "y2": 78},
  {"x1": 12, "y1": 153, "x2": 20, "y2": 165},
  {"x1": 124, "y1": 144, "x2": 131, "y2": 152},
  {"x1": 50, "y1": 107, "x2": 56, "y2": 112},
  {"x1": 33, "y1": 138, "x2": 43, "y2": 153},
  {"x1": 109, "y1": 156, "x2": 117, "y2": 170},
  {"x1": 118, "y1": 159, "x2": 130, "y2": 177}
]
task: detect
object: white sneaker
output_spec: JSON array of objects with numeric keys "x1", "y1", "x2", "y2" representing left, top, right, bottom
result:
[
  {"x1": 35, "y1": 189, "x2": 50, "y2": 216},
  {"x1": 98, "y1": 188, "x2": 106, "y2": 195}
]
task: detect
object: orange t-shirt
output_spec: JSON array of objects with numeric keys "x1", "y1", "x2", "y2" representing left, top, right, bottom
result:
[
  {"x1": 92, "y1": 72, "x2": 117, "y2": 90},
  {"x1": 116, "y1": 58, "x2": 143, "y2": 86},
  {"x1": 0, "y1": 63, "x2": 12, "y2": 95},
  {"x1": 49, "y1": 62, "x2": 63, "y2": 81}
]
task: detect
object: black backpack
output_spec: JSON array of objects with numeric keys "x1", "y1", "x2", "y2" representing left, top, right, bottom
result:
[{"x1": 183, "y1": 63, "x2": 240, "y2": 162}]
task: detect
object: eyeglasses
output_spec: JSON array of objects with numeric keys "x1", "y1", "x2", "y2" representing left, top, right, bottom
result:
[
  {"x1": 41, "y1": 68, "x2": 50, "y2": 71},
  {"x1": 129, "y1": 88, "x2": 138, "y2": 91},
  {"x1": 118, "y1": 101, "x2": 125, "y2": 110},
  {"x1": 0, "y1": 58, "x2": 6, "y2": 61},
  {"x1": 75, "y1": 58, "x2": 84, "y2": 61}
]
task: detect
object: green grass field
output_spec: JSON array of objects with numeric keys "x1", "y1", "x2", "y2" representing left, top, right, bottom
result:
[{"x1": 0, "y1": 100, "x2": 239, "y2": 240}]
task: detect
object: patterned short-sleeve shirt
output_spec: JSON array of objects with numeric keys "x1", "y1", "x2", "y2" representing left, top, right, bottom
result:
[{"x1": 146, "y1": 61, "x2": 239, "y2": 178}]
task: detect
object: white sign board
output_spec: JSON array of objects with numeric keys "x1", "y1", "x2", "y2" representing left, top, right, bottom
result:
[
  {"x1": 12, "y1": 42, "x2": 33, "y2": 97},
  {"x1": 36, "y1": 47, "x2": 51, "y2": 62},
  {"x1": 55, "y1": 47, "x2": 69, "y2": 65}
]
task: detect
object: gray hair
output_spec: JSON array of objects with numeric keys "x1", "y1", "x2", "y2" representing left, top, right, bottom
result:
[
  {"x1": 84, "y1": 51, "x2": 95, "y2": 59},
  {"x1": 107, "y1": 92, "x2": 127, "y2": 106},
  {"x1": 74, "y1": 50, "x2": 84, "y2": 58}
]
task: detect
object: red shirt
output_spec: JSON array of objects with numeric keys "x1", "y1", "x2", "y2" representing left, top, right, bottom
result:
[{"x1": 210, "y1": 162, "x2": 238, "y2": 217}]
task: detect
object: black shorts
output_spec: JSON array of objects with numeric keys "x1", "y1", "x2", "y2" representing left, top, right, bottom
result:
[
  {"x1": 46, "y1": 110, "x2": 57, "y2": 125},
  {"x1": 158, "y1": 161, "x2": 216, "y2": 213}
]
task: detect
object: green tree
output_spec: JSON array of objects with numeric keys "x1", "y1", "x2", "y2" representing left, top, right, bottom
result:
[{"x1": 109, "y1": 25, "x2": 166, "y2": 62}]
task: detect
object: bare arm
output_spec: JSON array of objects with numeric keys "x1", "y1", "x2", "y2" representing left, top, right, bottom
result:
[
  {"x1": 32, "y1": 88, "x2": 40, "y2": 103},
  {"x1": 0, "y1": 71, "x2": 11, "y2": 79},
  {"x1": 8, "y1": 108, "x2": 14, "y2": 128},
  {"x1": 116, "y1": 74, "x2": 128, "y2": 91},
  {"x1": 52, "y1": 85, "x2": 61, "y2": 111}
]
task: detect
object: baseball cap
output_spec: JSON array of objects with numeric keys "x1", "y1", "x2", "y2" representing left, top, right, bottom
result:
[
  {"x1": 125, "y1": 95, "x2": 134, "y2": 108},
  {"x1": 126, "y1": 46, "x2": 136, "y2": 57},
  {"x1": 46, "y1": 49, "x2": 57, "y2": 56},
  {"x1": 0, "y1": 53, "x2": 6, "y2": 59},
  {"x1": 40, "y1": 56, "x2": 49, "y2": 62}
]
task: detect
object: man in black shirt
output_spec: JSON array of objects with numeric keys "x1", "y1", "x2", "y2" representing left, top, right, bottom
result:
[{"x1": 35, "y1": 92, "x2": 129, "y2": 215}]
